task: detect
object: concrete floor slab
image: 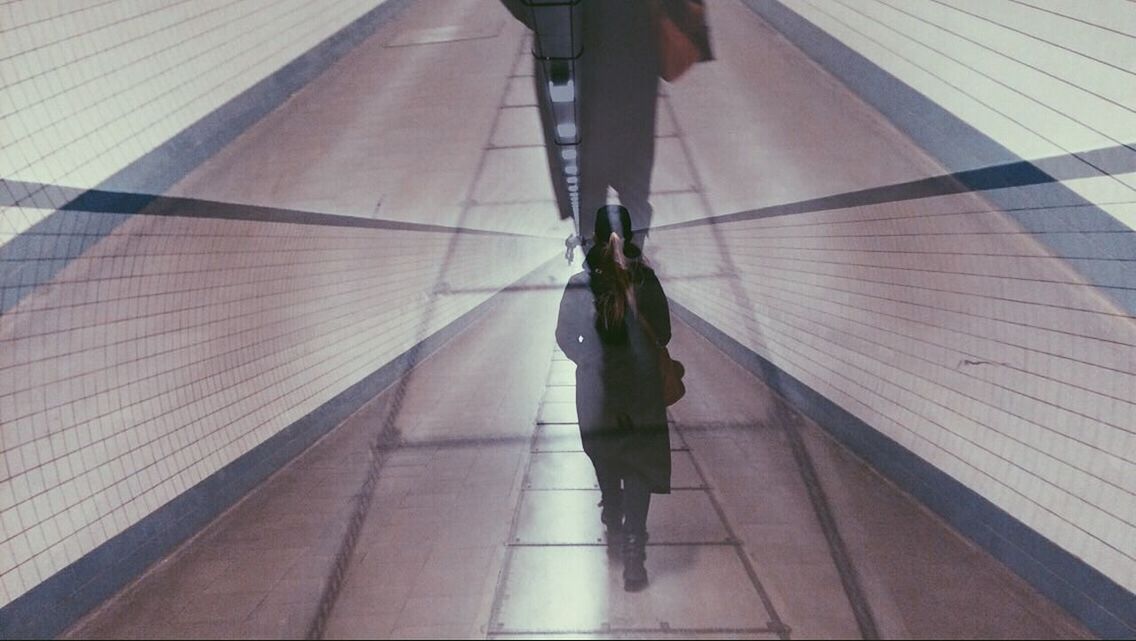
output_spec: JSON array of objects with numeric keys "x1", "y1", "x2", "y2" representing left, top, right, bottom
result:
[
  {"x1": 655, "y1": 104, "x2": 678, "y2": 138},
  {"x1": 525, "y1": 451, "x2": 598, "y2": 489},
  {"x1": 536, "y1": 400, "x2": 578, "y2": 424},
  {"x1": 492, "y1": 546, "x2": 775, "y2": 634},
  {"x1": 515, "y1": 489, "x2": 729, "y2": 545},
  {"x1": 463, "y1": 201, "x2": 568, "y2": 236},
  {"x1": 385, "y1": 16, "x2": 503, "y2": 48},
  {"x1": 489, "y1": 634, "x2": 779, "y2": 640},
  {"x1": 532, "y1": 424, "x2": 585, "y2": 452},
  {"x1": 473, "y1": 147, "x2": 557, "y2": 204},
  {"x1": 540, "y1": 384, "x2": 575, "y2": 404},
  {"x1": 531, "y1": 424, "x2": 687, "y2": 453},
  {"x1": 547, "y1": 359, "x2": 576, "y2": 380},
  {"x1": 491, "y1": 106, "x2": 545, "y2": 148},
  {"x1": 504, "y1": 75, "x2": 537, "y2": 107},
  {"x1": 525, "y1": 450, "x2": 702, "y2": 490},
  {"x1": 651, "y1": 137, "x2": 700, "y2": 194}
]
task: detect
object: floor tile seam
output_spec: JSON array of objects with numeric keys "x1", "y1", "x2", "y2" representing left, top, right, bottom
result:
[
  {"x1": 485, "y1": 398, "x2": 555, "y2": 633},
  {"x1": 489, "y1": 625, "x2": 780, "y2": 634},
  {"x1": 175, "y1": 578, "x2": 290, "y2": 627},
  {"x1": 315, "y1": 21, "x2": 548, "y2": 637},
  {"x1": 529, "y1": 448, "x2": 691, "y2": 453},
  {"x1": 485, "y1": 230, "x2": 566, "y2": 634},
  {"x1": 515, "y1": 442, "x2": 726, "y2": 548},
  {"x1": 678, "y1": 430, "x2": 793, "y2": 638},
  {"x1": 468, "y1": 197, "x2": 558, "y2": 206},
  {"x1": 486, "y1": 337, "x2": 580, "y2": 625},
  {"x1": 486, "y1": 143, "x2": 547, "y2": 150},
  {"x1": 651, "y1": 86, "x2": 794, "y2": 620},
  {"x1": 663, "y1": 341, "x2": 790, "y2": 636},
  {"x1": 64, "y1": 408, "x2": 363, "y2": 637},
  {"x1": 503, "y1": 541, "x2": 739, "y2": 548},
  {"x1": 383, "y1": 32, "x2": 504, "y2": 50},
  {"x1": 519, "y1": 484, "x2": 707, "y2": 491}
]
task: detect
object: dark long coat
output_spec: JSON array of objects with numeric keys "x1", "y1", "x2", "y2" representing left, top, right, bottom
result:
[{"x1": 555, "y1": 244, "x2": 672, "y2": 493}]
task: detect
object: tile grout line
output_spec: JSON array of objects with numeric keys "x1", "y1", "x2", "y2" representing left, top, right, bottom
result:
[
  {"x1": 490, "y1": 626, "x2": 782, "y2": 637},
  {"x1": 660, "y1": 63, "x2": 880, "y2": 637},
  {"x1": 483, "y1": 353, "x2": 562, "y2": 636},
  {"x1": 656, "y1": 86, "x2": 793, "y2": 639},
  {"x1": 310, "y1": 21, "x2": 554, "y2": 639},
  {"x1": 675, "y1": 421, "x2": 793, "y2": 639},
  {"x1": 483, "y1": 33, "x2": 561, "y2": 638},
  {"x1": 488, "y1": 341, "x2": 793, "y2": 637}
]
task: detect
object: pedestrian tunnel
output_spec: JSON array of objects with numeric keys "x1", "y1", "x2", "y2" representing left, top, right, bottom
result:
[{"x1": 1, "y1": 0, "x2": 1134, "y2": 638}]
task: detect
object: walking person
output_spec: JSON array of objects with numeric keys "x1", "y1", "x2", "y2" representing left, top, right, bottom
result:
[{"x1": 555, "y1": 205, "x2": 673, "y2": 591}]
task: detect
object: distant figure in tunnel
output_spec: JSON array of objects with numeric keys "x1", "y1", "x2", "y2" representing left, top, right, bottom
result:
[
  {"x1": 500, "y1": 0, "x2": 660, "y2": 248},
  {"x1": 556, "y1": 205, "x2": 672, "y2": 591}
]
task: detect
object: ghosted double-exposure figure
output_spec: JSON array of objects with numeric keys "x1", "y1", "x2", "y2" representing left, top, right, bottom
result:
[
  {"x1": 500, "y1": 0, "x2": 659, "y2": 247},
  {"x1": 556, "y1": 205, "x2": 672, "y2": 591}
]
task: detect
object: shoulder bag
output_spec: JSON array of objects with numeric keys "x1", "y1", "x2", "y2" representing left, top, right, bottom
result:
[{"x1": 637, "y1": 313, "x2": 686, "y2": 406}]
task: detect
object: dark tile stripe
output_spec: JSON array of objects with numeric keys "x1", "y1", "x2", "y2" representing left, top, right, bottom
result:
[
  {"x1": 646, "y1": 143, "x2": 1136, "y2": 237},
  {"x1": 1, "y1": 179, "x2": 552, "y2": 236}
]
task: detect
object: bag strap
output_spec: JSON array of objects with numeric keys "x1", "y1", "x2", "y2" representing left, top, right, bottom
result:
[{"x1": 623, "y1": 270, "x2": 666, "y2": 350}]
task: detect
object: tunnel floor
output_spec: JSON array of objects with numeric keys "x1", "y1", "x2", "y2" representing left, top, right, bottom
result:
[
  {"x1": 59, "y1": 0, "x2": 1095, "y2": 637},
  {"x1": 62, "y1": 267, "x2": 1087, "y2": 639}
]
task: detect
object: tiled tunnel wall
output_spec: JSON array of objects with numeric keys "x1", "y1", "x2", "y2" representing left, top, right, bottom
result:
[
  {"x1": 0, "y1": 211, "x2": 557, "y2": 610},
  {"x1": 1, "y1": 0, "x2": 1132, "y2": 636},
  {"x1": 652, "y1": 191, "x2": 1135, "y2": 594},
  {"x1": 0, "y1": 0, "x2": 561, "y2": 619},
  {"x1": 771, "y1": 0, "x2": 1136, "y2": 233},
  {"x1": 655, "y1": 0, "x2": 1135, "y2": 635},
  {"x1": 1, "y1": 0, "x2": 392, "y2": 206}
]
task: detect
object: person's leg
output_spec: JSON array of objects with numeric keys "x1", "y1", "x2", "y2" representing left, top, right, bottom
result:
[
  {"x1": 621, "y1": 471, "x2": 652, "y2": 591},
  {"x1": 622, "y1": 472, "x2": 651, "y2": 536},
  {"x1": 612, "y1": 88, "x2": 657, "y2": 247},
  {"x1": 593, "y1": 456, "x2": 623, "y2": 531}
]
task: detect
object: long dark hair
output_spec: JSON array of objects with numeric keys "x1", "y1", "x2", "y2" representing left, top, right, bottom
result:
[{"x1": 593, "y1": 232, "x2": 637, "y2": 340}]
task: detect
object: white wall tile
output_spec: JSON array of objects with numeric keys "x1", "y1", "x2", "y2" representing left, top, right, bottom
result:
[
  {"x1": 0, "y1": 0, "x2": 566, "y2": 608},
  {"x1": 655, "y1": 185, "x2": 1136, "y2": 593}
]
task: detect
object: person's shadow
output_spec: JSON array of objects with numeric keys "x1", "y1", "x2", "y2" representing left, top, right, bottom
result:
[{"x1": 500, "y1": 1, "x2": 660, "y2": 248}]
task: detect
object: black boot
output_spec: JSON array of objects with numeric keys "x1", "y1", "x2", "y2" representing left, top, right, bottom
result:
[{"x1": 622, "y1": 531, "x2": 648, "y2": 592}]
